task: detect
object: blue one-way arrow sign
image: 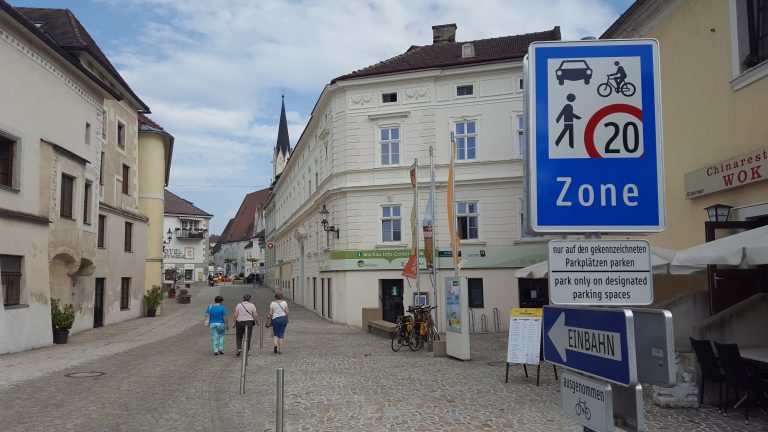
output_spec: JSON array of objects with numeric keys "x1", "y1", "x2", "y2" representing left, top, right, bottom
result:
[{"x1": 543, "y1": 306, "x2": 637, "y2": 386}]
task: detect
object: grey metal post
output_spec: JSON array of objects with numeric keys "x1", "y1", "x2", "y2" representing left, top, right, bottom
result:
[
  {"x1": 239, "y1": 331, "x2": 248, "y2": 395},
  {"x1": 481, "y1": 314, "x2": 488, "y2": 333},
  {"x1": 493, "y1": 307, "x2": 501, "y2": 332},
  {"x1": 469, "y1": 309, "x2": 475, "y2": 334},
  {"x1": 276, "y1": 367, "x2": 285, "y2": 432}
]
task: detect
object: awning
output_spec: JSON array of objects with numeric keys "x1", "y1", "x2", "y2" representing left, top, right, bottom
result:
[
  {"x1": 178, "y1": 216, "x2": 205, "y2": 221},
  {"x1": 515, "y1": 246, "x2": 704, "y2": 279},
  {"x1": 673, "y1": 225, "x2": 768, "y2": 266}
]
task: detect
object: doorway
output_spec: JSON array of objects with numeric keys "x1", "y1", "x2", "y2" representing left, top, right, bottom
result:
[
  {"x1": 380, "y1": 279, "x2": 404, "y2": 323},
  {"x1": 94, "y1": 278, "x2": 105, "y2": 328},
  {"x1": 518, "y1": 278, "x2": 549, "y2": 308}
]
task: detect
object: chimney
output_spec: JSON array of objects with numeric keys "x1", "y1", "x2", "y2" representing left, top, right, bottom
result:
[{"x1": 432, "y1": 23, "x2": 457, "y2": 44}]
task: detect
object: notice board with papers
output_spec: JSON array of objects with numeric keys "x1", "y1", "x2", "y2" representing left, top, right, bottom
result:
[{"x1": 506, "y1": 308, "x2": 543, "y2": 365}]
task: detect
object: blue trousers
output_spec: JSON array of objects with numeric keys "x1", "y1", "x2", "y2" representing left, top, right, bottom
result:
[{"x1": 209, "y1": 323, "x2": 225, "y2": 352}]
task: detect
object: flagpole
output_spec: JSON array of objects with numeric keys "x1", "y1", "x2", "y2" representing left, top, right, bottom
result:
[
  {"x1": 429, "y1": 146, "x2": 438, "y2": 330},
  {"x1": 414, "y1": 158, "x2": 420, "y2": 304},
  {"x1": 450, "y1": 132, "x2": 459, "y2": 280}
]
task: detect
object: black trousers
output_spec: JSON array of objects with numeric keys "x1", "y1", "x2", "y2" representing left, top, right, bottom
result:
[{"x1": 235, "y1": 320, "x2": 255, "y2": 350}]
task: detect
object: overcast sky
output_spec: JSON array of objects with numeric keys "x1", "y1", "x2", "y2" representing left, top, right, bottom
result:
[{"x1": 11, "y1": 0, "x2": 633, "y2": 234}]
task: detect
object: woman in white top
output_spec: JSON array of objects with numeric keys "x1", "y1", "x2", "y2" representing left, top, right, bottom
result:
[
  {"x1": 268, "y1": 292, "x2": 289, "y2": 354},
  {"x1": 233, "y1": 294, "x2": 259, "y2": 356}
]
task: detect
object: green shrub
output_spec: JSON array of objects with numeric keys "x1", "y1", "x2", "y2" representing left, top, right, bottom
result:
[
  {"x1": 238, "y1": 272, "x2": 245, "y2": 278},
  {"x1": 51, "y1": 298, "x2": 75, "y2": 332},
  {"x1": 143, "y1": 285, "x2": 164, "y2": 310}
]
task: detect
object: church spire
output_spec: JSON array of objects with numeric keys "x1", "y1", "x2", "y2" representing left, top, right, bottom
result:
[
  {"x1": 275, "y1": 94, "x2": 290, "y2": 157},
  {"x1": 273, "y1": 95, "x2": 291, "y2": 179}
]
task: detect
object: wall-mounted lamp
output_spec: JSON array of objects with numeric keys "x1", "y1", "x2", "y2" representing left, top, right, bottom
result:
[
  {"x1": 319, "y1": 204, "x2": 340, "y2": 238},
  {"x1": 257, "y1": 235, "x2": 266, "y2": 249},
  {"x1": 162, "y1": 228, "x2": 173, "y2": 251},
  {"x1": 704, "y1": 203, "x2": 732, "y2": 222}
]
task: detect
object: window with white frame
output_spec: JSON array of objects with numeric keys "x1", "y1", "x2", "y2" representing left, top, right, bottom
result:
[
  {"x1": 1, "y1": 255, "x2": 22, "y2": 306},
  {"x1": 455, "y1": 121, "x2": 477, "y2": 160},
  {"x1": 516, "y1": 114, "x2": 525, "y2": 158},
  {"x1": 735, "y1": 0, "x2": 768, "y2": 73},
  {"x1": 379, "y1": 126, "x2": 400, "y2": 166},
  {"x1": 117, "y1": 121, "x2": 126, "y2": 149},
  {"x1": 456, "y1": 201, "x2": 479, "y2": 240},
  {"x1": 381, "y1": 205, "x2": 402, "y2": 242},
  {"x1": 0, "y1": 134, "x2": 17, "y2": 188}
]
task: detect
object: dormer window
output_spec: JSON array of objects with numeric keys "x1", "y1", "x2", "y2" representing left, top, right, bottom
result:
[{"x1": 382, "y1": 92, "x2": 398, "y2": 103}]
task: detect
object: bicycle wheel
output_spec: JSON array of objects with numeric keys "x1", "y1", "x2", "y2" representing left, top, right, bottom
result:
[
  {"x1": 408, "y1": 327, "x2": 423, "y2": 351},
  {"x1": 584, "y1": 407, "x2": 591, "y2": 420},
  {"x1": 620, "y1": 82, "x2": 636, "y2": 97},
  {"x1": 391, "y1": 330, "x2": 403, "y2": 352},
  {"x1": 597, "y1": 82, "x2": 612, "y2": 97},
  {"x1": 429, "y1": 324, "x2": 440, "y2": 341},
  {"x1": 575, "y1": 403, "x2": 582, "y2": 416}
]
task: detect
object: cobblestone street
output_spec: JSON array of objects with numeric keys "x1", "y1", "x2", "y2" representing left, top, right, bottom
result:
[{"x1": 1, "y1": 283, "x2": 767, "y2": 431}]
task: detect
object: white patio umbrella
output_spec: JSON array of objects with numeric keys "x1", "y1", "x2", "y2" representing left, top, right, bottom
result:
[
  {"x1": 672, "y1": 224, "x2": 768, "y2": 266},
  {"x1": 514, "y1": 246, "x2": 703, "y2": 279}
]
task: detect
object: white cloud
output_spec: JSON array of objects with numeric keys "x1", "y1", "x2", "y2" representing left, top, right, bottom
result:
[{"x1": 96, "y1": 0, "x2": 630, "y2": 226}]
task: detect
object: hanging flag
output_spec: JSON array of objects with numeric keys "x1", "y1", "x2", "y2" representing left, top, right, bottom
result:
[
  {"x1": 402, "y1": 162, "x2": 418, "y2": 279},
  {"x1": 447, "y1": 133, "x2": 463, "y2": 268},
  {"x1": 422, "y1": 165, "x2": 434, "y2": 270}
]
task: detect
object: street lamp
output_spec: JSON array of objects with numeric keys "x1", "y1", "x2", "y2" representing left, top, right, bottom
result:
[
  {"x1": 319, "y1": 204, "x2": 340, "y2": 238},
  {"x1": 162, "y1": 228, "x2": 172, "y2": 251},
  {"x1": 704, "y1": 204, "x2": 732, "y2": 222}
]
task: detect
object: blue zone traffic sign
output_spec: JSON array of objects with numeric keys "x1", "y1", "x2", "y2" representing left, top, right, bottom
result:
[
  {"x1": 528, "y1": 40, "x2": 664, "y2": 232},
  {"x1": 543, "y1": 306, "x2": 637, "y2": 386}
]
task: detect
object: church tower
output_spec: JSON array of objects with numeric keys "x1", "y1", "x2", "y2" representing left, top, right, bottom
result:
[{"x1": 273, "y1": 95, "x2": 291, "y2": 180}]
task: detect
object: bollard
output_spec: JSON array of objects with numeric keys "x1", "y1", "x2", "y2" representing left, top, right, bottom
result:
[
  {"x1": 493, "y1": 307, "x2": 501, "y2": 333},
  {"x1": 239, "y1": 331, "x2": 248, "y2": 395},
  {"x1": 276, "y1": 368, "x2": 285, "y2": 432},
  {"x1": 481, "y1": 314, "x2": 488, "y2": 333}
]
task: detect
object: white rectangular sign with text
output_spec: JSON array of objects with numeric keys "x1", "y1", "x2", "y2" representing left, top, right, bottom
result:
[{"x1": 548, "y1": 239, "x2": 652, "y2": 305}]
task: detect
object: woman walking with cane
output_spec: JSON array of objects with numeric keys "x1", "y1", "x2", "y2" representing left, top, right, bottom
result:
[{"x1": 268, "y1": 292, "x2": 289, "y2": 354}]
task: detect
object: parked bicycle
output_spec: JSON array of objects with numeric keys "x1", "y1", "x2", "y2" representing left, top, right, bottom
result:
[
  {"x1": 596, "y1": 75, "x2": 636, "y2": 97},
  {"x1": 406, "y1": 305, "x2": 439, "y2": 351},
  {"x1": 390, "y1": 314, "x2": 414, "y2": 352}
]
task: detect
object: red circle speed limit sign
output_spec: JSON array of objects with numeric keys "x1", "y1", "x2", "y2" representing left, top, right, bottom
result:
[
  {"x1": 584, "y1": 103, "x2": 643, "y2": 159},
  {"x1": 266, "y1": 241, "x2": 274, "y2": 249}
]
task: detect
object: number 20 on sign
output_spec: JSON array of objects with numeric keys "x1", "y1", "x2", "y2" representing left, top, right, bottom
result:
[{"x1": 527, "y1": 39, "x2": 664, "y2": 233}]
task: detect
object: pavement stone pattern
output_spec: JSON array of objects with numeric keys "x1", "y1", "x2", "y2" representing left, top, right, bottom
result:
[{"x1": 1, "y1": 282, "x2": 766, "y2": 431}]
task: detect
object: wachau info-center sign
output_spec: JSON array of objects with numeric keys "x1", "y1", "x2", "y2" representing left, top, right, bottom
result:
[{"x1": 527, "y1": 39, "x2": 664, "y2": 232}]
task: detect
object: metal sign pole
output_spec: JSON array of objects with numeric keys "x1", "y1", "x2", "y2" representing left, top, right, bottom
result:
[
  {"x1": 239, "y1": 331, "x2": 248, "y2": 395},
  {"x1": 276, "y1": 368, "x2": 285, "y2": 432}
]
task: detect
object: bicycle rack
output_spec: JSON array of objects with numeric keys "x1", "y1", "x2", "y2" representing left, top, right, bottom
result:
[
  {"x1": 493, "y1": 307, "x2": 501, "y2": 332},
  {"x1": 480, "y1": 314, "x2": 488, "y2": 333},
  {"x1": 469, "y1": 309, "x2": 476, "y2": 334}
]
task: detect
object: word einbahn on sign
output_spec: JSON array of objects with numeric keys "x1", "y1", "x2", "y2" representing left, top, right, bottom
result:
[{"x1": 548, "y1": 239, "x2": 653, "y2": 305}]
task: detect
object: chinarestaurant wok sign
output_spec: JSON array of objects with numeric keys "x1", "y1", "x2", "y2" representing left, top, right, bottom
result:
[{"x1": 685, "y1": 146, "x2": 767, "y2": 199}]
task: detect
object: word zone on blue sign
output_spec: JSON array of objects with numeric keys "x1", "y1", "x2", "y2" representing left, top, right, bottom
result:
[
  {"x1": 527, "y1": 39, "x2": 664, "y2": 232},
  {"x1": 542, "y1": 306, "x2": 637, "y2": 386}
]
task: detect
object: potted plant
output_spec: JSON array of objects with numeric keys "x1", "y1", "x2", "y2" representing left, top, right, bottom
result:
[
  {"x1": 167, "y1": 268, "x2": 185, "y2": 298},
  {"x1": 51, "y1": 298, "x2": 75, "y2": 344},
  {"x1": 178, "y1": 288, "x2": 191, "y2": 304},
  {"x1": 144, "y1": 285, "x2": 163, "y2": 317}
]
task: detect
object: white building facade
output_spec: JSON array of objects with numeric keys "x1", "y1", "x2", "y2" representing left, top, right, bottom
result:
[
  {"x1": 264, "y1": 25, "x2": 559, "y2": 329},
  {"x1": 163, "y1": 190, "x2": 212, "y2": 283}
]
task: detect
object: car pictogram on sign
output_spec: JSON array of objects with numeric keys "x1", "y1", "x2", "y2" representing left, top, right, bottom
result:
[{"x1": 555, "y1": 59, "x2": 593, "y2": 85}]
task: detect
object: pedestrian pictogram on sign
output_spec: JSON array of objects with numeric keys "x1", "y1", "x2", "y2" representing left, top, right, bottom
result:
[{"x1": 527, "y1": 39, "x2": 664, "y2": 233}]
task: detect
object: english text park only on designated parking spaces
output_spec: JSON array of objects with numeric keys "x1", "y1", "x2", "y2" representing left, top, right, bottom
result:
[{"x1": 548, "y1": 239, "x2": 652, "y2": 305}]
